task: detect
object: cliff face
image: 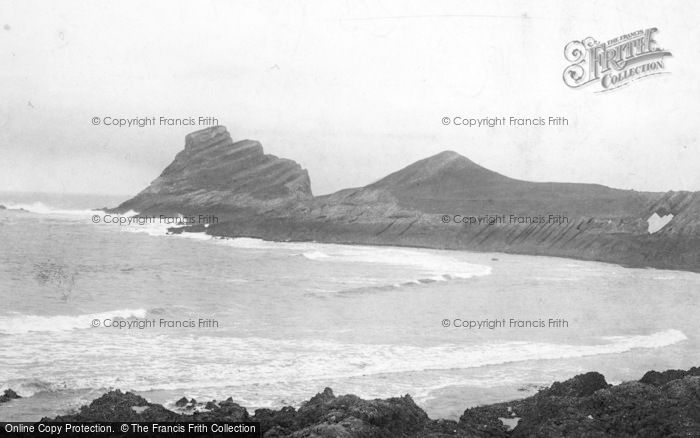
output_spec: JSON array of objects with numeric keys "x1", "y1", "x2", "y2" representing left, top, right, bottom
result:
[
  {"x1": 113, "y1": 126, "x2": 700, "y2": 272},
  {"x1": 114, "y1": 126, "x2": 312, "y2": 214},
  {"x1": 206, "y1": 150, "x2": 700, "y2": 272}
]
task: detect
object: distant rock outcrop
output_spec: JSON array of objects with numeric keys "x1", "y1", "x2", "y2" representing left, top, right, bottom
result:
[
  {"x1": 0, "y1": 389, "x2": 21, "y2": 403},
  {"x1": 113, "y1": 126, "x2": 312, "y2": 214},
  {"x1": 639, "y1": 367, "x2": 700, "y2": 386}
]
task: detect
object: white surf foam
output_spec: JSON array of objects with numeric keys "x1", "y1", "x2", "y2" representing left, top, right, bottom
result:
[
  {"x1": 302, "y1": 245, "x2": 492, "y2": 282},
  {"x1": 217, "y1": 238, "x2": 492, "y2": 283},
  {"x1": 118, "y1": 219, "x2": 177, "y2": 237},
  {"x1": 0, "y1": 379, "x2": 63, "y2": 398},
  {"x1": 303, "y1": 250, "x2": 330, "y2": 260},
  {"x1": 112, "y1": 211, "x2": 218, "y2": 240},
  {"x1": 600, "y1": 330, "x2": 688, "y2": 349},
  {"x1": 0, "y1": 201, "x2": 98, "y2": 217},
  {"x1": 0, "y1": 309, "x2": 148, "y2": 334},
  {"x1": 1, "y1": 329, "x2": 686, "y2": 393},
  {"x1": 101, "y1": 212, "x2": 490, "y2": 282}
]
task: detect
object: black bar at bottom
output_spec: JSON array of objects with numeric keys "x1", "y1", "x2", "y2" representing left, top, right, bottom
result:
[{"x1": 0, "y1": 422, "x2": 261, "y2": 437}]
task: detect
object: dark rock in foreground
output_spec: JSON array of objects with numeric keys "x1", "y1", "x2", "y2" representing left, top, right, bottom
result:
[
  {"x1": 639, "y1": 366, "x2": 700, "y2": 386},
  {"x1": 540, "y1": 371, "x2": 609, "y2": 397},
  {"x1": 175, "y1": 396, "x2": 189, "y2": 407},
  {"x1": 45, "y1": 390, "x2": 249, "y2": 423},
  {"x1": 42, "y1": 367, "x2": 700, "y2": 437},
  {"x1": 0, "y1": 389, "x2": 21, "y2": 403}
]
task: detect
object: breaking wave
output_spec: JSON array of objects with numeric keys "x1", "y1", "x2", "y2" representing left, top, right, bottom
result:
[
  {"x1": 0, "y1": 329, "x2": 687, "y2": 393},
  {"x1": 0, "y1": 309, "x2": 148, "y2": 335}
]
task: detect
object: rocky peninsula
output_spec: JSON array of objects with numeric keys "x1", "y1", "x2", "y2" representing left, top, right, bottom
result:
[
  {"x1": 16, "y1": 366, "x2": 695, "y2": 437},
  {"x1": 111, "y1": 126, "x2": 700, "y2": 273}
]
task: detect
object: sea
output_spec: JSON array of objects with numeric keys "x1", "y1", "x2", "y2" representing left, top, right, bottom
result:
[{"x1": 1, "y1": 191, "x2": 698, "y2": 421}]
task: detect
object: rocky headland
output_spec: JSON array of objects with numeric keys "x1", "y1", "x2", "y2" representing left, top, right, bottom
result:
[
  {"x1": 111, "y1": 126, "x2": 700, "y2": 273},
  {"x1": 114, "y1": 126, "x2": 312, "y2": 215},
  {"x1": 17, "y1": 366, "x2": 696, "y2": 437}
]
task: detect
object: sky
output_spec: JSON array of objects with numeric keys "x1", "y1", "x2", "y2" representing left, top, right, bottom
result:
[{"x1": 0, "y1": 0, "x2": 698, "y2": 196}]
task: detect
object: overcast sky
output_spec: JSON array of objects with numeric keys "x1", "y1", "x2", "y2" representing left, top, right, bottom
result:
[{"x1": 1, "y1": 0, "x2": 698, "y2": 196}]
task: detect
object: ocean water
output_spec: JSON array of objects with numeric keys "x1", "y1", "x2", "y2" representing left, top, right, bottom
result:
[{"x1": 0, "y1": 192, "x2": 699, "y2": 421}]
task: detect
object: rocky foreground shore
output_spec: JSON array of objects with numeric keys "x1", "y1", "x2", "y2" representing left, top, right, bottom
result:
[{"x1": 20, "y1": 367, "x2": 696, "y2": 437}]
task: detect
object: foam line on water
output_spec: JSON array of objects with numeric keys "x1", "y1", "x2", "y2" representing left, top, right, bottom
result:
[
  {"x1": 217, "y1": 238, "x2": 493, "y2": 281},
  {"x1": 0, "y1": 309, "x2": 148, "y2": 334},
  {"x1": 0, "y1": 329, "x2": 686, "y2": 392},
  {"x1": 0, "y1": 201, "x2": 98, "y2": 216}
]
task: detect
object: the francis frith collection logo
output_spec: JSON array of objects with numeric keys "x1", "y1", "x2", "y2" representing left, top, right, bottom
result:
[{"x1": 563, "y1": 28, "x2": 672, "y2": 92}]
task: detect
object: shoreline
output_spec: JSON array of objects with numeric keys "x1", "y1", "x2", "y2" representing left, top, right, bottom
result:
[
  {"x1": 3, "y1": 366, "x2": 698, "y2": 437},
  {"x1": 107, "y1": 125, "x2": 700, "y2": 277},
  {"x1": 169, "y1": 224, "x2": 700, "y2": 275},
  {"x1": 4, "y1": 189, "x2": 700, "y2": 275}
]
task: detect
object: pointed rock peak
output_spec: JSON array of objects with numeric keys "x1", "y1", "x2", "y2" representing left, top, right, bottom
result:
[
  {"x1": 369, "y1": 150, "x2": 500, "y2": 189},
  {"x1": 429, "y1": 150, "x2": 462, "y2": 160},
  {"x1": 304, "y1": 388, "x2": 335, "y2": 406},
  {"x1": 185, "y1": 125, "x2": 233, "y2": 152},
  {"x1": 185, "y1": 125, "x2": 228, "y2": 140},
  {"x1": 419, "y1": 150, "x2": 486, "y2": 170}
]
